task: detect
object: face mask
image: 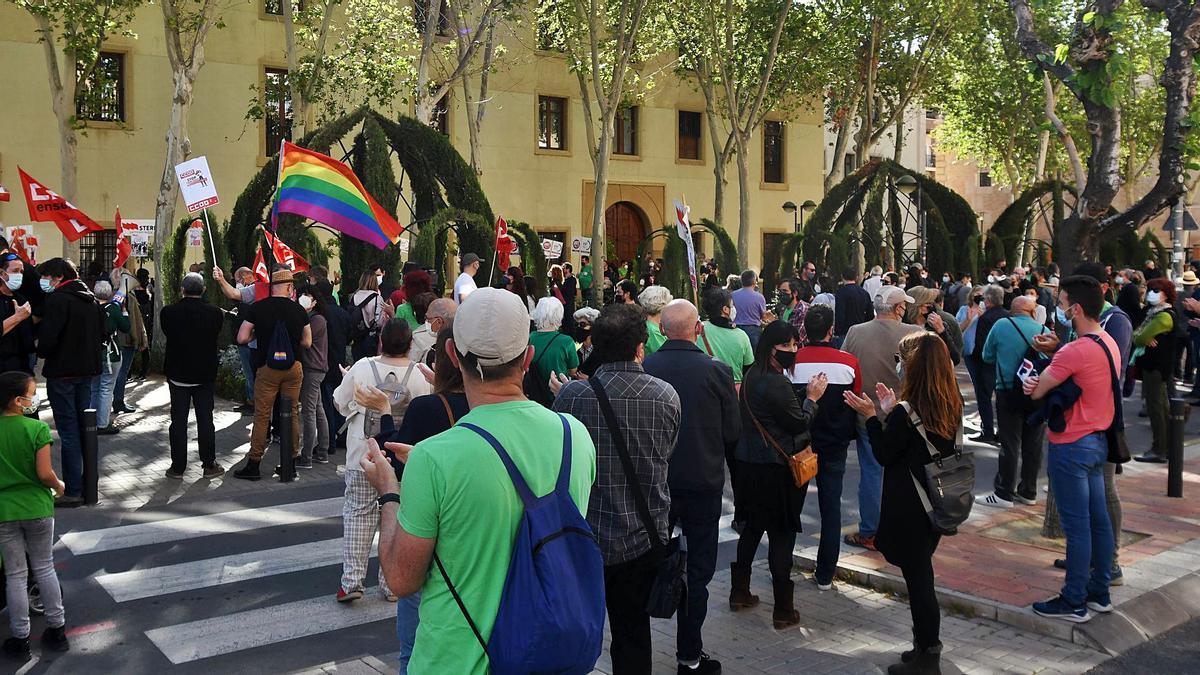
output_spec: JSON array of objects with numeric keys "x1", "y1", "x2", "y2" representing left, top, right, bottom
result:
[
  {"x1": 942, "y1": 275, "x2": 950, "y2": 284},
  {"x1": 972, "y1": 296, "x2": 983, "y2": 305},
  {"x1": 987, "y1": 275, "x2": 996, "y2": 284},
  {"x1": 376, "y1": 273, "x2": 385, "y2": 285},
  {"x1": 1147, "y1": 290, "x2": 1163, "y2": 305},
  {"x1": 1116, "y1": 276, "x2": 1127, "y2": 286},
  {"x1": 896, "y1": 360, "x2": 905, "y2": 378},
  {"x1": 920, "y1": 272, "x2": 928, "y2": 279},
  {"x1": 18, "y1": 394, "x2": 38, "y2": 416},
  {"x1": 5, "y1": 273, "x2": 22, "y2": 291},
  {"x1": 298, "y1": 295, "x2": 314, "y2": 311},
  {"x1": 1056, "y1": 306, "x2": 1073, "y2": 326},
  {"x1": 774, "y1": 348, "x2": 796, "y2": 370},
  {"x1": 40, "y1": 279, "x2": 54, "y2": 293},
  {"x1": 778, "y1": 292, "x2": 792, "y2": 305},
  {"x1": 729, "y1": 305, "x2": 737, "y2": 322}
]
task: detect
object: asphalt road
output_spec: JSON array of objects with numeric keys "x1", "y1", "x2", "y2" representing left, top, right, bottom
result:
[{"x1": 1086, "y1": 616, "x2": 1200, "y2": 674}]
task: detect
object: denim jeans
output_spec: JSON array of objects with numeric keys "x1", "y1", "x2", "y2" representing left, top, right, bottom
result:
[
  {"x1": 668, "y1": 489, "x2": 721, "y2": 663},
  {"x1": 112, "y1": 345, "x2": 135, "y2": 407},
  {"x1": 397, "y1": 592, "x2": 421, "y2": 674},
  {"x1": 47, "y1": 377, "x2": 92, "y2": 497},
  {"x1": 814, "y1": 445, "x2": 848, "y2": 583},
  {"x1": 238, "y1": 344, "x2": 256, "y2": 403},
  {"x1": 1048, "y1": 433, "x2": 1114, "y2": 606},
  {"x1": 737, "y1": 324, "x2": 762, "y2": 350},
  {"x1": 855, "y1": 425, "x2": 882, "y2": 537},
  {"x1": 0, "y1": 518, "x2": 66, "y2": 638},
  {"x1": 964, "y1": 354, "x2": 995, "y2": 437},
  {"x1": 90, "y1": 360, "x2": 118, "y2": 428}
]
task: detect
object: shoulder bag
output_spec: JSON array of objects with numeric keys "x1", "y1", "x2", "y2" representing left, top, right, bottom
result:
[
  {"x1": 589, "y1": 377, "x2": 686, "y2": 619},
  {"x1": 898, "y1": 402, "x2": 974, "y2": 535},
  {"x1": 1084, "y1": 334, "x2": 1131, "y2": 464},
  {"x1": 739, "y1": 378, "x2": 818, "y2": 486}
]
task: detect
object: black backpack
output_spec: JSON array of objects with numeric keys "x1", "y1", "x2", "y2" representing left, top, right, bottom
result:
[
  {"x1": 524, "y1": 334, "x2": 566, "y2": 407},
  {"x1": 348, "y1": 294, "x2": 379, "y2": 344},
  {"x1": 1002, "y1": 317, "x2": 1051, "y2": 416},
  {"x1": 899, "y1": 402, "x2": 974, "y2": 536},
  {"x1": 266, "y1": 321, "x2": 296, "y2": 370}
]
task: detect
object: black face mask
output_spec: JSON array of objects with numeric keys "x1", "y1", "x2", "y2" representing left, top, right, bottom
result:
[
  {"x1": 774, "y1": 348, "x2": 796, "y2": 370},
  {"x1": 778, "y1": 292, "x2": 792, "y2": 305}
]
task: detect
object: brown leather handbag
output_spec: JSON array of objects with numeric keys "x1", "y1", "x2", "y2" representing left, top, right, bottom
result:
[{"x1": 741, "y1": 382, "x2": 818, "y2": 487}]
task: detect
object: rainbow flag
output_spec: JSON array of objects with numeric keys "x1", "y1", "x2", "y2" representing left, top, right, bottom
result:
[{"x1": 273, "y1": 141, "x2": 403, "y2": 249}]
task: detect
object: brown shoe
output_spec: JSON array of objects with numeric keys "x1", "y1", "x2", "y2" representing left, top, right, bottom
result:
[
  {"x1": 844, "y1": 532, "x2": 876, "y2": 551},
  {"x1": 203, "y1": 464, "x2": 226, "y2": 479},
  {"x1": 728, "y1": 562, "x2": 760, "y2": 611}
]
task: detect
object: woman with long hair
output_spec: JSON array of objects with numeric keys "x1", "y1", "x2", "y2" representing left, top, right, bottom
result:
[
  {"x1": 844, "y1": 332, "x2": 963, "y2": 674},
  {"x1": 506, "y1": 265, "x2": 534, "y2": 313},
  {"x1": 350, "y1": 271, "x2": 389, "y2": 361},
  {"x1": 392, "y1": 270, "x2": 432, "y2": 330},
  {"x1": 729, "y1": 320, "x2": 827, "y2": 629}
]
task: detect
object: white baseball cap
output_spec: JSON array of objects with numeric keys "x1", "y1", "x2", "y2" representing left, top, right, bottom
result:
[
  {"x1": 877, "y1": 285, "x2": 916, "y2": 305},
  {"x1": 453, "y1": 287, "x2": 531, "y2": 367}
]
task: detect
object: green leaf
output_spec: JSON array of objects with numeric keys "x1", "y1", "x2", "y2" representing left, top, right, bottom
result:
[{"x1": 1054, "y1": 43, "x2": 1069, "y2": 64}]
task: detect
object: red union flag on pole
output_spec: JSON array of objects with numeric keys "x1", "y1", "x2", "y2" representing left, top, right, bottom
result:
[
  {"x1": 262, "y1": 228, "x2": 309, "y2": 272},
  {"x1": 0, "y1": 182, "x2": 10, "y2": 202},
  {"x1": 113, "y1": 207, "x2": 133, "y2": 269},
  {"x1": 252, "y1": 245, "x2": 270, "y2": 283},
  {"x1": 17, "y1": 167, "x2": 103, "y2": 242},
  {"x1": 494, "y1": 215, "x2": 515, "y2": 260}
]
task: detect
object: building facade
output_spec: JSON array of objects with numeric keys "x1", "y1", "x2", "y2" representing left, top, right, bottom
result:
[{"x1": 0, "y1": 1, "x2": 825, "y2": 279}]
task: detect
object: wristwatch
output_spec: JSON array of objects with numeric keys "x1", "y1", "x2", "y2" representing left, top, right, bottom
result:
[{"x1": 377, "y1": 492, "x2": 400, "y2": 507}]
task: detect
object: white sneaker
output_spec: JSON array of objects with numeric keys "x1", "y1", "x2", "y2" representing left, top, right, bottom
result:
[{"x1": 975, "y1": 492, "x2": 1014, "y2": 508}]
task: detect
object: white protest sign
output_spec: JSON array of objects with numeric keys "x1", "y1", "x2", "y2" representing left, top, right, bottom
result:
[
  {"x1": 174, "y1": 156, "x2": 220, "y2": 213},
  {"x1": 571, "y1": 236, "x2": 592, "y2": 255},
  {"x1": 122, "y1": 219, "x2": 155, "y2": 258},
  {"x1": 187, "y1": 221, "x2": 204, "y2": 247},
  {"x1": 541, "y1": 238, "x2": 564, "y2": 259},
  {"x1": 673, "y1": 199, "x2": 698, "y2": 293}
]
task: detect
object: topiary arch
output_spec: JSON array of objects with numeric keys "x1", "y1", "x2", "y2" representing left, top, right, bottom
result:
[
  {"x1": 227, "y1": 108, "x2": 496, "y2": 297},
  {"x1": 788, "y1": 159, "x2": 978, "y2": 282}
]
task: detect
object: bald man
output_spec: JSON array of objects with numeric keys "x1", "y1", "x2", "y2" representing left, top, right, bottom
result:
[
  {"x1": 977, "y1": 292, "x2": 1053, "y2": 508},
  {"x1": 641, "y1": 299, "x2": 739, "y2": 672},
  {"x1": 411, "y1": 297, "x2": 458, "y2": 364}
]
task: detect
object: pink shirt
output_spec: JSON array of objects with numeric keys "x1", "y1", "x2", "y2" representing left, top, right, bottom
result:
[{"x1": 1043, "y1": 331, "x2": 1120, "y2": 444}]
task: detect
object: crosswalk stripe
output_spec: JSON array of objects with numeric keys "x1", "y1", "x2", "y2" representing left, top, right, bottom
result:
[
  {"x1": 95, "y1": 537, "x2": 376, "y2": 602},
  {"x1": 145, "y1": 586, "x2": 396, "y2": 664},
  {"x1": 59, "y1": 497, "x2": 344, "y2": 556}
]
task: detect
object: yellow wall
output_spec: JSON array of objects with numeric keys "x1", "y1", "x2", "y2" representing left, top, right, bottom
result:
[{"x1": 0, "y1": 2, "x2": 824, "y2": 277}]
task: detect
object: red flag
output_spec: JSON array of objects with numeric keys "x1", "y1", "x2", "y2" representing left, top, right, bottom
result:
[
  {"x1": 0, "y1": 182, "x2": 10, "y2": 202},
  {"x1": 494, "y1": 215, "x2": 515, "y2": 261},
  {"x1": 10, "y1": 236, "x2": 35, "y2": 267},
  {"x1": 252, "y1": 245, "x2": 271, "y2": 284},
  {"x1": 262, "y1": 228, "x2": 309, "y2": 272},
  {"x1": 113, "y1": 207, "x2": 132, "y2": 270},
  {"x1": 17, "y1": 167, "x2": 103, "y2": 242}
]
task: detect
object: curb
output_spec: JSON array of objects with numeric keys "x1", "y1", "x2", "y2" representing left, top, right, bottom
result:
[{"x1": 793, "y1": 551, "x2": 1200, "y2": 656}]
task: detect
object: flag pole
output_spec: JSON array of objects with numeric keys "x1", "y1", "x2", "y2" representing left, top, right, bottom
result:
[{"x1": 202, "y1": 209, "x2": 218, "y2": 267}]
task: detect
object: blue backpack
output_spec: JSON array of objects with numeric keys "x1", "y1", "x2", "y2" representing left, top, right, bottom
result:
[{"x1": 435, "y1": 414, "x2": 604, "y2": 674}]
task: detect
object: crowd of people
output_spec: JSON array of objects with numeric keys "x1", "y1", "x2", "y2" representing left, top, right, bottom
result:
[{"x1": 0, "y1": 230, "x2": 1196, "y2": 673}]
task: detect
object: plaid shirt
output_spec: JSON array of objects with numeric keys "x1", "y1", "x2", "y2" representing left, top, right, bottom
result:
[{"x1": 554, "y1": 361, "x2": 680, "y2": 565}]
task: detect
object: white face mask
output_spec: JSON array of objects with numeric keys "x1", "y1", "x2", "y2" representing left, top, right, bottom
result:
[
  {"x1": 376, "y1": 273, "x2": 385, "y2": 285},
  {"x1": 729, "y1": 304, "x2": 737, "y2": 322},
  {"x1": 5, "y1": 273, "x2": 21, "y2": 291},
  {"x1": 298, "y1": 295, "x2": 314, "y2": 311},
  {"x1": 1146, "y1": 290, "x2": 1163, "y2": 305},
  {"x1": 987, "y1": 275, "x2": 996, "y2": 283},
  {"x1": 19, "y1": 394, "x2": 39, "y2": 416}
]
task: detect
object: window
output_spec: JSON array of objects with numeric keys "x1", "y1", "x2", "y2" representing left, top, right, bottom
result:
[
  {"x1": 79, "y1": 230, "x2": 118, "y2": 274},
  {"x1": 264, "y1": 67, "x2": 293, "y2": 154},
  {"x1": 979, "y1": 171, "x2": 992, "y2": 187},
  {"x1": 762, "y1": 121, "x2": 785, "y2": 184},
  {"x1": 264, "y1": 0, "x2": 305, "y2": 14},
  {"x1": 678, "y1": 111, "x2": 702, "y2": 160},
  {"x1": 413, "y1": 0, "x2": 452, "y2": 37},
  {"x1": 538, "y1": 96, "x2": 567, "y2": 150},
  {"x1": 430, "y1": 95, "x2": 449, "y2": 135},
  {"x1": 844, "y1": 153, "x2": 856, "y2": 178},
  {"x1": 614, "y1": 106, "x2": 638, "y2": 156},
  {"x1": 76, "y1": 52, "x2": 126, "y2": 123},
  {"x1": 925, "y1": 108, "x2": 940, "y2": 119}
]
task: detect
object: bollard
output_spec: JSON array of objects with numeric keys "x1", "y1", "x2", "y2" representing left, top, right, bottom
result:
[
  {"x1": 278, "y1": 396, "x2": 296, "y2": 483},
  {"x1": 82, "y1": 408, "x2": 99, "y2": 505},
  {"x1": 1168, "y1": 398, "x2": 1188, "y2": 498}
]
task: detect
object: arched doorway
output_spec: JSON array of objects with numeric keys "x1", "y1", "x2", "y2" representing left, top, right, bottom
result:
[{"x1": 605, "y1": 201, "x2": 648, "y2": 263}]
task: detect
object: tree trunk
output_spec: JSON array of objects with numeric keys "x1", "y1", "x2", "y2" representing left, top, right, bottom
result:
[
  {"x1": 462, "y1": 79, "x2": 482, "y2": 174},
  {"x1": 55, "y1": 112, "x2": 81, "y2": 262},
  {"x1": 282, "y1": 0, "x2": 305, "y2": 140},
  {"x1": 588, "y1": 133, "x2": 613, "y2": 307},
  {"x1": 825, "y1": 85, "x2": 862, "y2": 193},
  {"x1": 151, "y1": 72, "x2": 195, "y2": 357},
  {"x1": 892, "y1": 114, "x2": 905, "y2": 163},
  {"x1": 733, "y1": 132, "x2": 751, "y2": 270}
]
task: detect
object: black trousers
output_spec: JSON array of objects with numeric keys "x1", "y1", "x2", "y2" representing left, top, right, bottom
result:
[
  {"x1": 994, "y1": 394, "x2": 1047, "y2": 502},
  {"x1": 168, "y1": 381, "x2": 216, "y2": 470},
  {"x1": 669, "y1": 490, "x2": 721, "y2": 663},
  {"x1": 899, "y1": 553, "x2": 941, "y2": 650},
  {"x1": 603, "y1": 550, "x2": 658, "y2": 675}
]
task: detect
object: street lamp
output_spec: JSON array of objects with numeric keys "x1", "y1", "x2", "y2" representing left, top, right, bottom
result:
[
  {"x1": 782, "y1": 201, "x2": 798, "y2": 233},
  {"x1": 895, "y1": 174, "x2": 925, "y2": 265},
  {"x1": 783, "y1": 200, "x2": 817, "y2": 234},
  {"x1": 800, "y1": 199, "x2": 816, "y2": 231}
]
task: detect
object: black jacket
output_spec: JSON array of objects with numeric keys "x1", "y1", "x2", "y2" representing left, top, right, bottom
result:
[
  {"x1": 736, "y1": 368, "x2": 818, "y2": 466},
  {"x1": 971, "y1": 305, "x2": 1009, "y2": 360},
  {"x1": 1117, "y1": 284, "x2": 1144, "y2": 328},
  {"x1": 643, "y1": 339, "x2": 741, "y2": 493},
  {"x1": 37, "y1": 279, "x2": 103, "y2": 379},
  {"x1": 161, "y1": 297, "x2": 225, "y2": 384},
  {"x1": 0, "y1": 291, "x2": 37, "y2": 372},
  {"x1": 865, "y1": 407, "x2": 952, "y2": 568},
  {"x1": 834, "y1": 282, "x2": 873, "y2": 337},
  {"x1": 321, "y1": 301, "x2": 352, "y2": 385}
]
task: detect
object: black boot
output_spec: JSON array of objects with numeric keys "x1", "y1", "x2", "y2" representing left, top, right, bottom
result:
[
  {"x1": 2, "y1": 637, "x2": 30, "y2": 660},
  {"x1": 233, "y1": 459, "x2": 262, "y2": 481},
  {"x1": 728, "y1": 562, "x2": 759, "y2": 611},
  {"x1": 41, "y1": 625, "x2": 69, "y2": 653},
  {"x1": 771, "y1": 578, "x2": 800, "y2": 629},
  {"x1": 888, "y1": 643, "x2": 942, "y2": 674}
]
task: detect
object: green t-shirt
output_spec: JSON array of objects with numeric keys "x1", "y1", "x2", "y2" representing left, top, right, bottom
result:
[
  {"x1": 781, "y1": 306, "x2": 793, "y2": 323},
  {"x1": 0, "y1": 416, "x2": 54, "y2": 522},
  {"x1": 698, "y1": 321, "x2": 755, "y2": 382},
  {"x1": 529, "y1": 330, "x2": 579, "y2": 381},
  {"x1": 394, "y1": 302, "x2": 419, "y2": 330},
  {"x1": 399, "y1": 401, "x2": 596, "y2": 675},
  {"x1": 645, "y1": 320, "x2": 667, "y2": 355},
  {"x1": 578, "y1": 265, "x2": 593, "y2": 290}
]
